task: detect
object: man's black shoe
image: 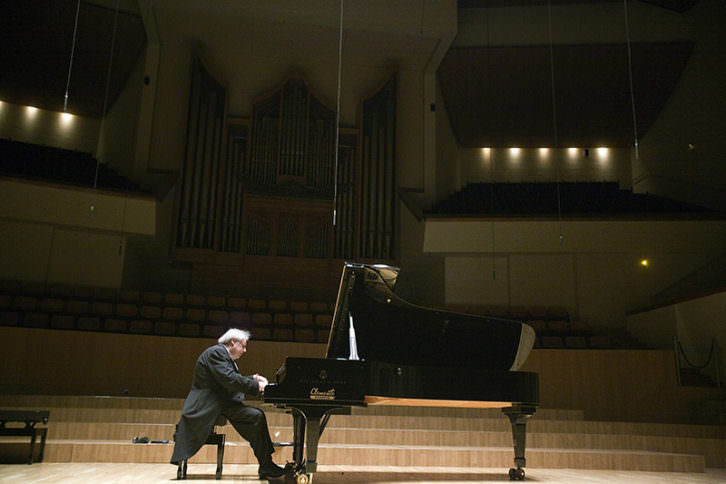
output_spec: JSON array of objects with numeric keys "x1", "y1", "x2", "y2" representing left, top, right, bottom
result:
[{"x1": 258, "y1": 461, "x2": 286, "y2": 479}]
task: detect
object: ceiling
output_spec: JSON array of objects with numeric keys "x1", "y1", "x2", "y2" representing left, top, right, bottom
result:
[
  {"x1": 0, "y1": 1, "x2": 697, "y2": 148},
  {"x1": 0, "y1": 1, "x2": 145, "y2": 117},
  {"x1": 438, "y1": 41, "x2": 694, "y2": 148}
]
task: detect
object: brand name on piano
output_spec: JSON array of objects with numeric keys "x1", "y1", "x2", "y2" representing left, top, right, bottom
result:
[{"x1": 309, "y1": 387, "x2": 336, "y2": 400}]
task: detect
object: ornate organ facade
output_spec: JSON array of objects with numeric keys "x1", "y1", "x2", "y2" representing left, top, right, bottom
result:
[{"x1": 174, "y1": 57, "x2": 396, "y2": 294}]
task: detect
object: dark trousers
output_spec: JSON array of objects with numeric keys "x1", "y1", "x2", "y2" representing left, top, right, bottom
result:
[{"x1": 222, "y1": 404, "x2": 274, "y2": 464}]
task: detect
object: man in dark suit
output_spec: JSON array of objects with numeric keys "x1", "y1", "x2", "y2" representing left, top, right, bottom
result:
[{"x1": 171, "y1": 328, "x2": 286, "y2": 479}]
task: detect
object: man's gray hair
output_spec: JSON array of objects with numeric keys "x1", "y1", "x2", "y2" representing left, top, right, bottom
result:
[{"x1": 218, "y1": 328, "x2": 251, "y2": 345}]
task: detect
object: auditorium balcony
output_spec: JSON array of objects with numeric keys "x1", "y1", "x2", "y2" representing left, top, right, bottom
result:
[
  {"x1": 0, "y1": 138, "x2": 147, "y2": 195},
  {"x1": 427, "y1": 182, "x2": 715, "y2": 218}
]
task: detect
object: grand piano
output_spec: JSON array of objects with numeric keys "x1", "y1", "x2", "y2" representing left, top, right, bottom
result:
[{"x1": 264, "y1": 262, "x2": 539, "y2": 483}]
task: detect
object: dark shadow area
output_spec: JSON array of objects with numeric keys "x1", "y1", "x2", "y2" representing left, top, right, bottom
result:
[{"x1": 0, "y1": 138, "x2": 147, "y2": 194}]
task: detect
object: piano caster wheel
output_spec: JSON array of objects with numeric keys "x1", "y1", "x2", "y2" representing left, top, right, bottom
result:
[
  {"x1": 509, "y1": 467, "x2": 525, "y2": 481},
  {"x1": 295, "y1": 472, "x2": 313, "y2": 484}
]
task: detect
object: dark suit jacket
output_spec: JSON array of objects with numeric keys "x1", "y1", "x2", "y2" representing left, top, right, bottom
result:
[{"x1": 171, "y1": 343, "x2": 261, "y2": 463}]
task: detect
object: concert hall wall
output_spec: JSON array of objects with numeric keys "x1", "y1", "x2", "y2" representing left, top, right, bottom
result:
[{"x1": 0, "y1": 325, "x2": 715, "y2": 425}]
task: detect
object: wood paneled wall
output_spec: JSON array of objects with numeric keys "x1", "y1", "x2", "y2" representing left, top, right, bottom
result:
[
  {"x1": 1, "y1": 327, "x2": 714, "y2": 424},
  {"x1": 520, "y1": 348, "x2": 715, "y2": 423},
  {"x1": 0, "y1": 326, "x2": 325, "y2": 398}
]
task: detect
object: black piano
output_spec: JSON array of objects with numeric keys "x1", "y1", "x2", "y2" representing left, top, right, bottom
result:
[{"x1": 264, "y1": 262, "x2": 539, "y2": 483}]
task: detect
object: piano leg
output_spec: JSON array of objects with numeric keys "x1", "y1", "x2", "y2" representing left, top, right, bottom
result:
[
  {"x1": 502, "y1": 404, "x2": 536, "y2": 481},
  {"x1": 287, "y1": 405, "x2": 346, "y2": 484},
  {"x1": 291, "y1": 409, "x2": 306, "y2": 466}
]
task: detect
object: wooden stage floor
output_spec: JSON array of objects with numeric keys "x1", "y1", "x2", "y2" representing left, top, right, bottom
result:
[{"x1": 1, "y1": 464, "x2": 726, "y2": 483}]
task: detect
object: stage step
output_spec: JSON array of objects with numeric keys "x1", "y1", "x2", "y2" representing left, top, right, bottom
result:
[
  {"x1": 0, "y1": 439, "x2": 706, "y2": 473},
  {"x1": 1, "y1": 395, "x2": 724, "y2": 472},
  {"x1": 28, "y1": 420, "x2": 726, "y2": 468}
]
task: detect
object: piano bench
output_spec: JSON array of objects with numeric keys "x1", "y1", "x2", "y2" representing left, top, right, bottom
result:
[
  {"x1": 0, "y1": 409, "x2": 49, "y2": 464},
  {"x1": 177, "y1": 416, "x2": 226, "y2": 480}
]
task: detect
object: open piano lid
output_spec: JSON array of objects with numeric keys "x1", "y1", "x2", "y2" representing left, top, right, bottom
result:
[{"x1": 326, "y1": 262, "x2": 536, "y2": 371}]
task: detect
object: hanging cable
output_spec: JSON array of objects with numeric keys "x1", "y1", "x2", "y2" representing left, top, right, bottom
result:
[
  {"x1": 90, "y1": 1, "x2": 120, "y2": 218},
  {"x1": 484, "y1": 9, "x2": 496, "y2": 280},
  {"x1": 332, "y1": 0, "x2": 344, "y2": 227},
  {"x1": 63, "y1": 0, "x2": 82, "y2": 112},
  {"x1": 547, "y1": 0, "x2": 564, "y2": 245},
  {"x1": 623, "y1": 0, "x2": 640, "y2": 161},
  {"x1": 489, "y1": 148, "x2": 496, "y2": 280},
  {"x1": 95, "y1": 0, "x2": 121, "y2": 191}
]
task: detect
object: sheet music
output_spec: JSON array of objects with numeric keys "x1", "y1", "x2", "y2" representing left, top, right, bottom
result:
[{"x1": 348, "y1": 312, "x2": 359, "y2": 360}]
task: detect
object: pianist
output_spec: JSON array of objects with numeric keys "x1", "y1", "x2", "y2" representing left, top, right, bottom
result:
[{"x1": 170, "y1": 328, "x2": 286, "y2": 480}]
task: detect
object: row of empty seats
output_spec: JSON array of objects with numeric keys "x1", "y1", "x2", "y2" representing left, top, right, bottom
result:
[{"x1": 0, "y1": 280, "x2": 334, "y2": 343}]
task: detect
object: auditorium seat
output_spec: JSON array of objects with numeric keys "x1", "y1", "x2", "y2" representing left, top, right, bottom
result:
[
  {"x1": 185, "y1": 308, "x2": 206, "y2": 323},
  {"x1": 309, "y1": 301, "x2": 328, "y2": 313},
  {"x1": 202, "y1": 324, "x2": 225, "y2": 338},
  {"x1": 50, "y1": 314, "x2": 75, "y2": 329},
  {"x1": 77, "y1": 316, "x2": 101, "y2": 331},
  {"x1": 162, "y1": 307, "x2": 183, "y2": 321},
  {"x1": 141, "y1": 305, "x2": 162, "y2": 319},
  {"x1": 39, "y1": 297, "x2": 65, "y2": 313},
  {"x1": 588, "y1": 335, "x2": 613, "y2": 348},
  {"x1": 314, "y1": 314, "x2": 331, "y2": 328},
  {"x1": 547, "y1": 320, "x2": 570, "y2": 333},
  {"x1": 541, "y1": 336, "x2": 564, "y2": 348},
  {"x1": 165, "y1": 293, "x2": 185, "y2": 306},
  {"x1": 24, "y1": 312, "x2": 50, "y2": 328},
  {"x1": 91, "y1": 301, "x2": 114, "y2": 316},
  {"x1": 154, "y1": 321, "x2": 177, "y2": 336},
  {"x1": 295, "y1": 329, "x2": 315, "y2": 343},
  {"x1": 142, "y1": 292, "x2": 163, "y2": 304},
  {"x1": 294, "y1": 313, "x2": 313, "y2": 327},
  {"x1": 129, "y1": 320, "x2": 153, "y2": 334},
  {"x1": 290, "y1": 301, "x2": 308, "y2": 312},
  {"x1": 227, "y1": 296, "x2": 246, "y2": 309},
  {"x1": 273, "y1": 313, "x2": 293, "y2": 327},
  {"x1": 186, "y1": 294, "x2": 205, "y2": 306},
  {"x1": 118, "y1": 289, "x2": 140, "y2": 303},
  {"x1": 247, "y1": 298, "x2": 267, "y2": 311},
  {"x1": 12, "y1": 296, "x2": 38, "y2": 311},
  {"x1": 206, "y1": 295, "x2": 226, "y2": 307},
  {"x1": 251, "y1": 312, "x2": 272, "y2": 326},
  {"x1": 565, "y1": 336, "x2": 588, "y2": 348},
  {"x1": 208, "y1": 310, "x2": 229, "y2": 323},
  {"x1": 229, "y1": 311, "x2": 251, "y2": 325},
  {"x1": 268, "y1": 299, "x2": 288, "y2": 312}
]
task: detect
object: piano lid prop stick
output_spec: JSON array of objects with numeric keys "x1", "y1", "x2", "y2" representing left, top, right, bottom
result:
[{"x1": 348, "y1": 313, "x2": 359, "y2": 360}]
